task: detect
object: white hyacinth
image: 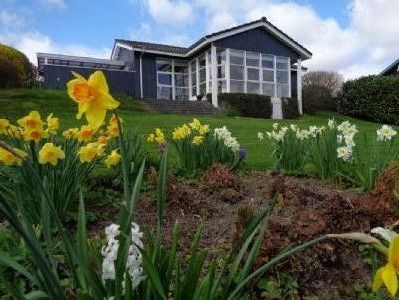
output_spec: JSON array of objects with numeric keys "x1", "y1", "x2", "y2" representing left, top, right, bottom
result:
[
  {"x1": 328, "y1": 119, "x2": 336, "y2": 129},
  {"x1": 101, "y1": 222, "x2": 145, "y2": 289},
  {"x1": 337, "y1": 146, "x2": 352, "y2": 161},
  {"x1": 214, "y1": 126, "x2": 240, "y2": 152},
  {"x1": 257, "y1": 132, "x2": 264, "y2": 141},
  {"x1": 376, "y1": 125, "x2": 397, "y2": 141}
]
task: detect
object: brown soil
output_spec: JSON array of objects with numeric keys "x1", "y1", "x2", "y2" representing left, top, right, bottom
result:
[{"x1": 89, "y1": 168, "x2": 398, "y2": 299}]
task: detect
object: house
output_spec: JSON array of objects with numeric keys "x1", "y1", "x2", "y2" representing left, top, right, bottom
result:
[
  {"x1": 37, "y1": 17, "x2": 312, "y2": 116},
  {"x1": 380, "y1": 58, "x2": 399, "y2": 76}
]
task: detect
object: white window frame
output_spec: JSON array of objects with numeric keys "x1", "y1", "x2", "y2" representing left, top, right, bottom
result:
[{"x1": 156, "y1": 58, "x2": 189, "y2": 100}]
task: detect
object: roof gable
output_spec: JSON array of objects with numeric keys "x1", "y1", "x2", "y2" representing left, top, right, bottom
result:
[{"x1": 112, "y1": 17, "x2": 312, "y2": 60}]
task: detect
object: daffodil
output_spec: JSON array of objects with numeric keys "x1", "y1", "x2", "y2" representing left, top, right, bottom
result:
[
  {"x1": 46, "y1": 113, "x2": 59, "y2": 134},
  {"x1": 23, "y1": 128, "x2": 45, "y2": 142},
  {"x1": 67, "y1": 71, "x2": 120, "y2": 128},
  {"x1": 98, "y1": 135, "x2": 110, "y2": 144},
  {"x1": 17, "y1": 111, "x2": 43, "y2": 130},
  {"x1": 7, "y1": 125, "x2": 22, "y2": 139},
  {"x1": 78, "y1": 142, "x2": 105, "y2": 163},
  {"x1": 147, "y1": 128, "x2": 165, "y2": 145},
  {"x1": 38, "y1": 143, "x2": 65, "y2": 166},
  {"x1": 189, "y1": 118, "x2": 201, "y2": 131},
  {"x1": 106, "y1": 124, "x2": 120, "y2": 138},
  {"x1": 0, "y1": 118, "x2": 9, "y2": 134},
  {"x1": 373, "y1": 235, "x2": 399, "y2": 297},
  {"x1": 198, "y1": 124, "x2": 210, "y2": 135},
  {"x1": 62, "y1": 128, "x2": 79, "y2": 139},
  {"x1": 172, "y1": 124, "x2": 191, "y2": 140},
  {"x1": 76, "y1": 124, "x2": 96, "y2": 142},
  {"x1": 192, "y1": 135, "x2": 204, "y2": 145},
  {"x1": 0, "y1": 147, "x2": 26, "y2": 166},
  {"x1": 104, "y1": 150, "x2": 121, "y2": 168}
]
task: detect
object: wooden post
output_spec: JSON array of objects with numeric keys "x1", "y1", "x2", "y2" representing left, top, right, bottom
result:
[{"x1": 211, "y1": 43, "x2": 218, "y2": 107}]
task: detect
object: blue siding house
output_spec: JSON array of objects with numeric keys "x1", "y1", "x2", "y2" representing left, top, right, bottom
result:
[{"x1": 38, "y1": 17, "x2": 312, "y2": 115}]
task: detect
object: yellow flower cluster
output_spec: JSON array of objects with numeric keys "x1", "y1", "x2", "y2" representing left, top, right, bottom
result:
[
  {"x1": 78, "y1": 142, "x2": 105, "y2": 163},
  {"x1": 38, "y1": 143, "x2": 65, "y2": 166},
  {"x1": 171, "y1": 118, "x2": 210, "y2": 145},
  {"x1": 147, "y1": 128, "x2": 165, "y2": 145},
  {"x1": 104, "y1": 149, "x2": 121, "y2": 168},
  {"x1": 0, "y1": 147, "x2": 27, "y2": 166}
]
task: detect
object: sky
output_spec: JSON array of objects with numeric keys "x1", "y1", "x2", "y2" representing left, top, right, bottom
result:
[{"x1": 0, "y1": 0, "x2": 398, "y2": 79}]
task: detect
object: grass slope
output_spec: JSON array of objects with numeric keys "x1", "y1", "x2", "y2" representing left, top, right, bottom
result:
[{"x1": 0, "y1": 88, "x2": 387, "y2": 169}]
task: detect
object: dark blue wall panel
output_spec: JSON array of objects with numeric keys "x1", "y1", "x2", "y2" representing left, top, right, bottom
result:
[
  {"x1": 43, "y1": 65, "x2": 136, "y2": 96},
  {"x1": 214, "y1": 27, "x2": 302, "y2": 61},
  {"x1": 291, "y1": 71, "x2": 297, "y2": 97},
  {"x1": 117, "y1": 48, "x2": 135, "y2": 70},
  {"x1": 140, "y1": 53, "x2": 158, "y2": 99}
]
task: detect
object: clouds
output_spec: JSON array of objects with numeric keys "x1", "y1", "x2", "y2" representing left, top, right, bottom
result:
[
  {"x1": 146, "y1": 0, "x2": 194, "y2": 26},
  {"x1": 40, "y1": 0, "x2": 67, "y2": 9},
  {"x1": 139, "y1": 0, "x2": 398, "y2": 79}
]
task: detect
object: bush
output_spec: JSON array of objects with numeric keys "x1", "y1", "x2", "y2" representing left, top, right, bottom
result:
[
  {"x1": 303, "y1": 85, "x2": 336, "y2": 114},
  {"x1": 337, "y1": 75, "x2": 399, "y2": 124},
  {"x1": 0, "y1": 45, "x2": 34, "y2": 89},
  {"x1": 282, "y1": 98, "x2": 300, "y2": 119},
  {"x1": 208, "y1": 93, "x2": 272, "y2": 119}
]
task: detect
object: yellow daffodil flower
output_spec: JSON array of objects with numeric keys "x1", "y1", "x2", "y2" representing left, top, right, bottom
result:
[
  {"x1": 104, "y1": 149, "x2": 121, "y2": 168},
  {"x1": 78, "y1": 142, "x2": 105, "y2": 163},
  {"x1": 192, "y1": 135, "x2": 204, "y2": 145},
  {"x1": 76, "y1": 124, "x2": 96, "y2": 143},
  {"x1": 23, "y1": 128, "x2": 45, "y2": 142},
  {"x1": 17, "y1": 111, "x2": 43, "y2": 130},
  {"x1": 0, "y1": 118, "x2": 9, "y2": 134},
  {"x1": 373, "y1": 235, "x2": 399, "y2": 296},
  {"x1": 38, "y1": 143, "x2": 65, "y2": 166},
  {"x1": 67, "y1": 71, "x2": 119, "y2": 128},
  {"x1": 198, "y1": 124, "x2": 210, "y2": 135},
  {"x1": 46, "y1": 113, "x2": 59, "y2": 134},
  {"x1": 172, "y1": 124, "x2": 191, "y2": 140},
  {"x1": 7, "y1": 125, "x2": 22, "y2": 139},
  {"x1": 147, "y1": 133, "x2": 155, "y2": 143},
  {"x1": 189, "y1": 118, "x2": 201, "y2": 131},
  {"x1": 109, "y1": 114, "x2": 123, "y2": 126},
  {"x1": 97, "y1": 135, "x2": 109, "y2": 144},
  {"x1": 147, "y1": 128, "x2": 165, "y2": 145},
  {"x1": 106, "y1": 123, "x2": 120, "y2": 138},
  {"x1": 62, "y1": 128, "x2": 79, "y2": 139},
  {"x1": 0, "y1": 147, "x2": 27, "y2": 166}
]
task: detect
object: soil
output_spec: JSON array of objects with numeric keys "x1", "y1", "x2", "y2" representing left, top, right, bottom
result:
[{"x1": 88, "y1": 166, "x2": 398, "y2": 299}]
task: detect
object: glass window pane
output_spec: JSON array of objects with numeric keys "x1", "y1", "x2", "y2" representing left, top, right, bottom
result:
[
  {"x1": 262, "y1": 54, "x2": 274, "y2": 69},
  {"x1": 200, "y1": 69, "x2": 206, "y2": 83},
  {"x1": 230, "y1": 65, "x2": 244, "y2": 80},
  {"x1": 218, "y1": 80, "x2": 227, "y2": 93},
  {"x1": 277, "y1": 71, "x2": 288, "y2": 84},
  {"x1": 175, "y1": 88, "x2": 188, "y2": 100},
  {"x1": 218, "y1": 66, "x2": 225, "y2": 79},
  {"x1": 190, "y1": 61, "x2": 196, "y2": 72},
  {"x1": 199, "y1": 83, "x2": 206, "y2": 95},
  {"x1": 175, "y1": 74, "x2": 189, "y2": 87},
  {"x1": 277, "y1": 84, "x2": 289, "y2": 98},
  {"x1": 192, "y1": 87, "x2": 197, "y2": 97},
  {"x1": 247, "y1": 82, "x2": 260, "y2": 94},
  {"x1": 247, "y1": 68, "x2": 259, "y2": 81},
  {"x1": 174, "y1": 63, "x2": 188, "y2": 74},
  {"x1": 262, "y1": 83, "x2": 275, "y2": 97},
  {"x1": 263, "y1": 69, "x2": 274, "y2": 82},
  {"x1": 246, "y1": 51, "x2": 259, "y2": 67},
  {"x1": 230, "y1": 49, "x2": 244, "y2": 65},
  {"x1": 230, "y1": 80, "x2": 244, "y2": 93},
  {"x1": 276, "y1": 57, "x2": 289, "y2": 70},
  {"x1": 156, "y1": 59, "x2": 172, "y2": 72},
  {"x1": 199, "y1": 54, "x2": 206, "y2": 68},
  {"x1": 158, "y1": 73, "x2": 172, "y2": 85},
  {"x1": 217, "y1": 49, "x2": 226, "y2": 65},
  {"x1": 157, "y1": 86, "x2": 172, "y2": 99}
]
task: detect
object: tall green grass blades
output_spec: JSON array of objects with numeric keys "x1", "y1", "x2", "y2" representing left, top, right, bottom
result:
[
  {"x1": 228, "y1": 235, "x2": 328, "y2": 300},
  {"x1": 156, "y1": 149, "x2": 168, "y2": 241},
  {"x1": 140, "y1": 249, "x2": 167, "y2": 299}
]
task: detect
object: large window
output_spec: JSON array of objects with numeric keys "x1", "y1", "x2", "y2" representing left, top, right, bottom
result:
[
  {"x1": 156, "y1": 58, "x2": 189, "y2": 100},
  {"x1": 246, "y1": 51, "x2": 260, "y2": 94},
  {"x1": 229, "y1": 49, "x2": 244, "y2": 93},
  {"x1": 261, "y1": 54, "x2": 275, "y2": 97},
  {"x1": 276, "y1": 57, "x2": 290, "y2": 98}
]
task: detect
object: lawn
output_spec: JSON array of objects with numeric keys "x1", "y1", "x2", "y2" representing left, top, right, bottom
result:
[{"x1": 0, "y1": 88, "x2": 387, "y2": 169}]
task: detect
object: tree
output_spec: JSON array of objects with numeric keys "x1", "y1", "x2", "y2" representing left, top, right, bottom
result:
[
  {"x1": 303, "y1": 71, "x2": 344, "y2": 95},
  {"x1": 0, "y1": 44, "x2": 33, "y2": 88}
]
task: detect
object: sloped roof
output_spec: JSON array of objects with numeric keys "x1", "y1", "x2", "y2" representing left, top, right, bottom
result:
[
  {"x1": 114, "y1": 17, "x2": 312, "y2": 59},
  {"x1": 380, "y1": 58, "x2": 399, "y2": 76}
]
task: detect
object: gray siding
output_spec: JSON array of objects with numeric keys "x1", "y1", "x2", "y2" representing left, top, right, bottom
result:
[
  {"x1": 42, "y1": 65, "x2": 136, "y2": 96},
  {"x1": 214, "y1": 27, "x2": 302, "y2": 61},
  {"x1": 116, "y1": 48, "x2": 135, "y2": 70}
]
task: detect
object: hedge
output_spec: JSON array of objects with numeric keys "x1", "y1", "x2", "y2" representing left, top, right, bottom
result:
[
  {"x1": 303, "y1": 85, "x2": 336, "y2": 114},
  {"x1": 337, "y1": 75, "x2": 399, "y2": 124},
  {"x1": 0, "y1": 45, "x2": 34, "y2": 89},
  {"x1": 282, "y1": 98, "x2": 300, "y2": 119},
  {"x1": 207, "y1": 93, "x2": 272, "y2": 118}
]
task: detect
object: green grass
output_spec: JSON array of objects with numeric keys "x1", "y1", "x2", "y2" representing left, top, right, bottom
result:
[{"x1": 0, "y1": 88, "x2": 389, "y2": 169}]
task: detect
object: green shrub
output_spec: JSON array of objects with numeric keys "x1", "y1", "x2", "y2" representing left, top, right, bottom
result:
[
  {"x1": 282, "y1": 98, "x2": 300, "y2": 119},
  {"x1": 208, "y1": 93, "x2": 272, "y2": 119},
  {"x1": 0, "y1": 45, "x2": 33, "y2": 89},
  {"x1": 337, "y1": 75, "x2": 399, "y2": 124},
  {"x1": 303, "y1": 85, "x2": 336, "y2": 114}
]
